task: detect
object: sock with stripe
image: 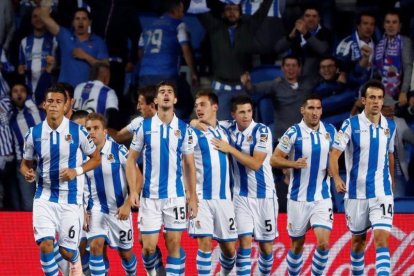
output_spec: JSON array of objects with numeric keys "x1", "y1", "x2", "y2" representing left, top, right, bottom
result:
[
  {"x1": 40, "y1": 251, "x2": 59, "y2": 276},
  {"x1": 53, "y1": 242, "x2": 69, "y2": 274},
  {"x1": 104, "y1": 258, "x2": 110, "y2": 274},
  {"x1": 236, "y1": 248, "x2": 251, "y2": 275},
  {"x1": 81, "y1": 250, "x2": 91, "y2": 275},
  {"x1": 122, "y1": 253, "x2": 137, "y2": 276},
  {"x1": 286, "y1": 250, "x2": 303, "y2": 276},
  {"x1": 89, "y1": 254, "x2": 106, "y2": 276},
  {"x1": 376, "y1": 247, "x2": 391, "y2": 276},
  {"x1": 179, "y1": 247, "x2": 186, "y2": 275},
  {"x1": 197, "y1": 250, "x2": 212, "y2": 275},
  {"x1": 258, "y1": 252, "x2": 273, "y2": 275},
  {"x1": 155, "y1": 246, "x2": 164, "y2": 271},
  {"x1": 142, "y1": 252, "x2": 158, "y2": 274},
  {"x1": 166, "y1": 256, "x2": 183, "y2": 276},
  {"x1": 219, "y1": 252, "x2": 236, "y2": 275},
  {"x1": 350, "y1": 250, "x2": 365, "y2": 276},
  {"x1": 311, "y1": 248, "x2": 329, "y2": 276}
]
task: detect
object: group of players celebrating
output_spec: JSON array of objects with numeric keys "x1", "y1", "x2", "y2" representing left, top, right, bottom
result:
[{"x1": 21, "y1": 79, "x2": 395, "y2": 276}]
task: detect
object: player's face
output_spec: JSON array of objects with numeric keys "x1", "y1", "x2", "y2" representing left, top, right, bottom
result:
[
  {"x1": 194, "y1": 96, "x2": 218, "y2": 124},
  {"x1": 232, "y1": 103, "x2": 253, "y2": 131},
  {"x1": 301, "y1": 99, "x2": 322, "y2": 128},
  {"x1": 362, "y1": 87, "x2": 384, "y2": 116},
  {"x1": 11, "y1": 84, "x2": 28, "y2": 108},
  {"x1": 223, "y1": 5, "x2": 240, "y2": 24},
  {"x1": 73, "y1": 11, "x2": 91, "y2": 36},
  {"x1": 282, "y1": 58, "x2": 301, "y2": 82},
  {"x1": 384, "y1": 14, "x2": 401, "y2": 37},
  {"x1": 137, "y1": 95, "x2": 153, "y2": 118},
  {"x1": 31, "y1": 8, "x2": 44, "y2": 30},
  {"x1": 319, "y1": 59, "x2": 337, "y2": 80},
  {"x1": 357, "y1": 16, "x2": 375, "y2": 40},
  {"x1": 303, "y1": 9, "x2": 320, "y2": 30},
  {"x1": 43, "y1": 92, "x2": 66, "y2": 120},
  {"x1": 154, "y1": 85, "x2": 177, "y2": 110},
  {"x1": 86, "y1": 119, "x2": 106, "y2": 146}
]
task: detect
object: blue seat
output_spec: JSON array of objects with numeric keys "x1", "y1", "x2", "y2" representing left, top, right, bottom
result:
[
  {"x1": 394, "y1": 197, "x2": 414, "y2": 213},
  {"x1": 250, "y1": 65, "x2": 283, "y2": 83}
]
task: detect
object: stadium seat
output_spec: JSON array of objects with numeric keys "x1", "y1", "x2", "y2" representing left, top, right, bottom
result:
[
  {"x1": 250, "y1": 65, "x2": 283, "y2": 83},
  {"x1": 394, "y1": 197, "x2": 414, "y2": 213}
]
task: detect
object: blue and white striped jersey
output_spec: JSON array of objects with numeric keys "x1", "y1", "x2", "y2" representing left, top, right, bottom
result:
[
  {"x1": 222, "y1": 120, "x2": 276, "y2": 199},
  {"x1": 85, "y1": 140, "x2": 129, "y2": 214},
  {"x1": 126, "y1": 116, "x2": 144, "y2": 134},
  {"x1": 23, "y1": 117, "x2": 97, "y2": 204},
  {"x1": 130, "y1": 113, "x2": 196, "y2": 199},
  {"x1": 10, "y1": 99, "x2": 45, "y2": 160},
  {"x1": 19, "y1": 33, "x2": 57, "y2": 92},
  {"x1": 278, "y1": 120, "x2": 337, "y2": 202},
  {"x1": 333, "y1": 112, "x2": 396, "y2": 199},
  {"x1": 193, "y1": 124, "x2": 231, "y2": 200},
  {"x1": 73, "y1": 80, "x2": 119, "y2": 114},
  {"x1": 0, "y1": 82, "x2": 13, "y2": 156},
  {"x1": 242, "y1": 0, "x2": 282, "y2": 17}
]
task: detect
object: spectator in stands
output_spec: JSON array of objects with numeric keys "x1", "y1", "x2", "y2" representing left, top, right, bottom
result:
[
  {"x1": 335, "y1": 12, "x2": 376, "y2": 89},
  {"x1": 313, "y1": 56, "x2": 355, "y2": 128},
  {"x1": 374, "y1": 11, "x2": 413, "y2": 107},
  {"x1": 241, "y1": 55, "x2": 317, "y2": 141},
  {"x1": 73, "y1": 62, "x2": 120, "y2": 129},
  {"x1": 275, "y1": 6, "x2": 333, "y2": 77},
  {"x1": 40, "y1": 1, "x2": 109, "y2": 87},
  {"x1": 197, "y1": 0, "x2": 272, "y2": 120},
  {"x1": 381, "y1": 94, "x2": 414, "y2": 197},
  {"x1": 18, "y1": 7, "x2": 57, "y2": 95},
  {"x1": 0, "y1": 0, "x2": 15, "y2": 54},
  {"x1": 9, "y1": 82, "x2": 44, "y2": 211},
  {"x1": 399, "y1": 90, "x2": 414, "y2": 127}
]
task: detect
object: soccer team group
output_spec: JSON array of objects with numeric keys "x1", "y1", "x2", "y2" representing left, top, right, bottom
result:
[{"x1": 20, "y1": 79, "x2": 395, "y2": 276}]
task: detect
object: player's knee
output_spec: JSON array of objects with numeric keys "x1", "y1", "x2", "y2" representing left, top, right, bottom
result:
[
  {"x1": 221, "y1": 242, "x2": 236, "y2": 257},
  {"x1": 290, "y1": 237, "x2": 305, "y2": 254},
  {"x1": 89, "y1": 239, "x2": 105, "y2": 255},
  {"x1": 351, "y1": 235, "x2": 366, "y2": 252},
  {"x1": 142, "y1": 245, "x2": 157, "y2": 256},
  {"x1": 39, "y1": 239, "x2": 54, "y2": 253},
  {"x1": 374, "y1": 232, "x2": 389, "y2": 248},
  {"x1": 316, "y1": 240, "x2": 329, "y2": 251},
  {"x1": 59, "y1": 247, "x2": 73, "y2": 260},
  {"x1": 118, "y1": 249, "x2": 132, "y2": 261}
]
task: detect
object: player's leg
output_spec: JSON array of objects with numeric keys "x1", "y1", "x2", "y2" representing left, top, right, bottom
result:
[
  {"x1": 79, "y1": 233, "x2": 90, "y2": 275},
  {"x1": 310, "y1": 199, "x2": 333, "y2": 276},
  {"x1": 218, "y1": 241, "x2": 236, "y2": 276},
  {"x1": 53, "y1": 240, "x2": 70, "y2": 275},
  {"x1": 345, "y1": 199, "x2": 370, "y2": 276},
  {"x1": 88, "y1": 237, "x2": 106, "y2": 276},
  {"x1": 196, "y1": 237, "x2": 213, "y2": 275},
  {"x1": 370, "y1": 196, "x2": 393, "y2": 276}
]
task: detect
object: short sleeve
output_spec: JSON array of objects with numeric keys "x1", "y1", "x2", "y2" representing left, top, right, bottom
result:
[
  {"x1": 130, "y1": 123, "x2": 144, "y2": 153},
  {"x1": 105, "y1": 89, "x2": 119, "y2": 110},
  {"x1": 277, "y1": 126, "x2": 298, "y2": 154},
  {"x1": 118, "y1": 144, "x2": 129, "y2": 166},
  {"x1": 254, "y1": 125, "x2": 272, "y2": 153},
  {"x1": 333, "y1": 119, "x2": 352, "y2": 152},
  {"x1": 79, "y1": 125, "x2": 96, "y2": 156},
  {"x1": 126, "y1": 116, "x2": 143, "y2": 134},
  {"x1": 177, "y1": 22, "x2": 190, "y2": 44},
  {"x1": 181, "y1": 127, "x2": 197, "y2": 155},
  {"x1": 22, "y1": 127, "x2": 34, "y2": 160},
  {"x1": 388, "y1": 126, "x2": 396, "y2": 153}
]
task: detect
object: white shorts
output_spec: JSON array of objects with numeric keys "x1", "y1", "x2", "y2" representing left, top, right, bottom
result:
[
  {"x1": 188, "y1": 199, "x2": 237, "y2": 242},
  {"x1": 33, "y1": 199, "x2": 83, "y2": 251},
  {"x1": 138, "y1": 197, "x2": 187, "y2": 234},
  {"x1": 234, "y1": 194, "x2": 279, "y2": 242},
  {"x1": 87, "y1": 210, "x2": 134, "y2": 251},
  {"x1": 345, "y1": 196, "x2": 394, "y2": 234},
  {"x1": 287, "y1": 198, "x2": 333, "y2": 238}
]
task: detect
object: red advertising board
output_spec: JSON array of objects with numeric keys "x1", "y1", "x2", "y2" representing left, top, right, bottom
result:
[{"x1": 1, "y1": 213, "x2": 413, "y2": 275}]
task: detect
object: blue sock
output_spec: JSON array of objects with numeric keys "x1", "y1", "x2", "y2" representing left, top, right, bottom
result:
[
  {"x1": 166, "y1": 256, "x2": 183, "y2": 276},
  {"x1": 196, "y1": 250, "x2": 212, "y2": 275},
  {"x1": 286, "y1": 250, "x2": 303, "y2": 276},
  {"x1": 179, "y1": 248, "x2": 186, "y2": 276},
  {"x1": 53, "y1": 242, "x2": 68, "y2": 273},
  {"x1": 81, "y1": 250, "x2": 91, "y2": 275},
  {"x1": 236, "y1": 248, "x2": 251, "y2": 275},
  {"x1": 142, "y1": 252, "x2": 158, "y2": 272},
  {"x1": 104, "y1": 258, "x2": 110, "y2": 274},
  {"x1": 220, "y1": 252, "x2": 236, "y2": 275},
  {"x1": 155, "y1": 246, "x2": 164, "y2": 271},
  {"x1": 376, "y1": 247, "x2": 390, "y2": 276},
  {"x1": 311, "y1": 248, "x2": 329, "y2": 276},
  {"x1": 40, "y1": 251, "x2": 59, "y2": 276},
  {"x1": 122, "y1": 254, "x2": 137, "y2": 276},
  {"x1": 258, "y1": 252, "x2": 273, "y2": 275},
  {"x1": 350, "y1": 250, "x2": 364, "y2": 276},
  {"x1": 89, "y1": 254, "x2": 106, "y2": 276}
]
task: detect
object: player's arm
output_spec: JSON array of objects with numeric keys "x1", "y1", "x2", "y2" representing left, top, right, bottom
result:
[
  {"x1": 328, "y1": 148, "x2": 346, "y2": 193},
  {"x1": 181, "y1": 43, "x2": 198, "y2": 86},
  {"x1": 107, "y1": 127, "x2": 133, "y2": 144},
  {"x1": 39, "y1": 0, "x2": 60, "y2": 36},
  {"x1": 270, "y1": 148, "x2": 308, "y2": 169},
  {"x1": 388, "y1": 152, "x2": 395, "y2": 191},
  {"x1": 126, "y1": 148, "x2": 141, "y2": 202},
  {"x1": 211, "y1": 138, "x2": 265, "y2": 171},
  {"x1": 183, "y1": 153, "x2": 198, "y2": 218},
  {"x1": 20, "y1": 159, "x2": 35, "y2": 183},
  {"x1": 72, "y1": 48, "x2": 107, "y2": 66}
]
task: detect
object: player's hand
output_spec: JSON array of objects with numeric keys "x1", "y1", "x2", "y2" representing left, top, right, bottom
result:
[
  {"x1": 294, "y1": 18, "x2": 307, "y2": 35},
  {"x1": 72, "y1": 48, "x2": 88, "y2": 60},
  {"x1": 25, "y1": 168, "x2": 36, "y2": 183},
  {"x1": 240, "y1": 71, "x2": 252, "y2": 91},
  {"x1": 117, "y1": 203, "x2": 131, "y2": 220},
  {"x1": 294, "y1": 157, "x2": 308, "y2": 169},
  {"x1": 83, "y1": 211, "x2": 90, "y2": 232},
  {"x1": 128, "y1": 192, "x2": 140, "y2": 208},
  {"x1": 188, "y1": 194, "x2": 198, "y2": 219},
  {"x1": 59, "y1": 168, "x2": 77, "y2": 181},
  {"x1": 211, "y1": 138, "x2": 232, "y2": 153},
  {"x1": 334, "y1": 177, "x2": 346, "y2": 193},
  {"x1": 190, "y1": 119, "x2": 209, "y2": 132}
]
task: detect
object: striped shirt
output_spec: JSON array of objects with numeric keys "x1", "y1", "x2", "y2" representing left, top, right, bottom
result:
[
  {"x1": 242, "y1": 0, "x2": 282, "y2": 17},
  {"x1": 23, "y1": 117, "x2": 96, "y2": 204},
  {"x1": 223, "y1": 120, "x2": 276, "y2": 198},
  {"x1": 0, "y1": 72, "x2": 12, "y2": 156},
  {"x1": 19, "y1": 33, "x2": 57, "y2": 92},
  {"x1": 10, "y1": 99, "x2": 45, "y2": 160},
  {"x1": 86, "y1": 140, "x2": 129, "y2": 214},
  {"x1": 130, "y1": 113, "x2": 195, "y2": 199},
  {"x1": 126, "y1": 116, "x2": 144, "y2": 134},
  {"x1": 74, "y1": 80, "x2": 119, "y2": 114},
  {"x1": 193, "y1": 124, "x2": 231, "y2": 200},
  {"x1": 277, "y1": 120, "x2": 337, "y2": 202},
  {"x1": 333, "y1": 111, "x2": 396, "y2": 199}
]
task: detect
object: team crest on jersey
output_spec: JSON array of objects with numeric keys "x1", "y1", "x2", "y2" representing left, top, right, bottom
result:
[
  {"x1": 196, "y1": 220, "x2": 201, "y2": 228},
  {"x1": 107, "y1": 154, "x2": 115, "y2": 162},
  {"x1": 246, "y1": 135, "x2": 253, "y2": 143},
  {"x1": 384, "y1": 128, "x2": 390, "y2": 137},
  {"x1": 260, "y1": 133, "x2": 268, "y2": 143},
  {"x1": 65, "y1": 134, "x2": 72, "y2": 143},
  {"x1": 325, "y1": 133, "x2": 331, "y2": 141},
  {"x1": 174, "y1": 129, "x2": 182, "y2": 139}
]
